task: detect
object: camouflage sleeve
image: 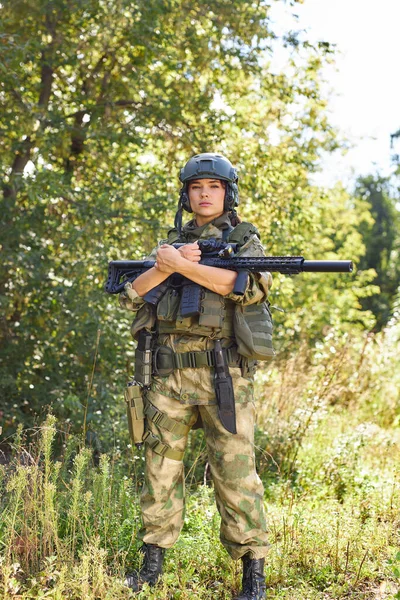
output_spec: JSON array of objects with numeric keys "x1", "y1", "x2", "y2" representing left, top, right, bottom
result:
[
  {"x1": 119, "y1": 281, "x2": 146, "y2": 313},
  {"x1": 224, "y1": 233, "x2": 272, "y2": 306},
  {"x1": 118, "y1": 240, "x2": 167, "y2": 313}
]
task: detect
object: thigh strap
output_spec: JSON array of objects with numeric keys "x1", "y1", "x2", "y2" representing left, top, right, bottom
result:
[
  {"x1": 143, "y1": 430, "x2": 184, "y2": 461},
  {"x1": 144, "y1": 401, "x2": 191, "y2": 436}
]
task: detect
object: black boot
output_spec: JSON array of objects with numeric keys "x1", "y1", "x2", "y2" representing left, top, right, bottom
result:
[
  {"x1": 233, "y1": 554, "x2": 266, "y2": 600},
  {"x1": 125, "y1": 543, "x2": 166, "y2": 592}
]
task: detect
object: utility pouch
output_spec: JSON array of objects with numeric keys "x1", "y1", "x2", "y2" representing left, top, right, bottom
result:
[
  {"x1": 153, "y1": 345, "x2": 175, "y2": 376},
  {"x1": 135, "y1": 329, "x2": 153, "y2": 387},
  {"x1": 199, "y1": 290, "x2": 224, "y2": 329},
  {"x1": 157, "y1": 288, "x2": 180, "y2": 322},
  {"x1": 130, "y1": 304, "x2": 156, "y2": 340},
  {"x1": 125, "y1": 381, "x2": 145, "y2": 447},
  {"x1": 233, "y1": 302, "x2": 275, "y2": 361}
]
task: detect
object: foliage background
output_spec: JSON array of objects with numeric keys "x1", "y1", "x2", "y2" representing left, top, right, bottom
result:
[
  {"x1": 2, "y1": 0, "x2": 398, "y2": 442},
  {"x1": 1, "y1": 1, "x2": 400, "y2": 597}
]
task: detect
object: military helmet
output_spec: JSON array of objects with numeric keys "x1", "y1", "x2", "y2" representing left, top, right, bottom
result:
[
  {"x1": 180, "y1": 153, "x2": 238, "y2": 185},
  {"x1": 179, "y1": 153, "x2": 239, "y2": 213}
]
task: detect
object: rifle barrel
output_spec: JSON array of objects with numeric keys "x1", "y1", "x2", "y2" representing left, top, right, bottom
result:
[{"x1": 302, "y1": 260, "x2": 353, "y2": 273}]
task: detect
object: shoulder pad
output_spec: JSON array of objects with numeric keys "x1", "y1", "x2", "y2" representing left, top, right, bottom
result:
[
  {"x1": 167, "y1": 228, "x2": 181, "y2": 244},
  {"x1": 227, "y1": 222, "x2": 260, "y2": 245}
]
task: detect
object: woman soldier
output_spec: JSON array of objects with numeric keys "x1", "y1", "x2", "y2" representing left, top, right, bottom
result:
[{"x1": 120, "y1": 153, "x2": 273, "y2": 599}]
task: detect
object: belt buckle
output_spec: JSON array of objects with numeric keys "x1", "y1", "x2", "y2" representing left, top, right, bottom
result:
[
  {"x1": 152, "y1": 409, "x2": 165, "y2": 427},
  {"x1": 205, "y1": 350, "x2": 214, "y2": 367},
  {"x1": 187, "y1": 352, "x2": 197, "y2": 368}
]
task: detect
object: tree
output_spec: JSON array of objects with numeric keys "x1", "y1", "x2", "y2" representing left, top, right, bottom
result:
[
  {"x1": 0, "y1": 0, "x2": 371, "y2": 440},
  {"x1": 354, "y1": 176, "x2": 400, "y2": 329}
]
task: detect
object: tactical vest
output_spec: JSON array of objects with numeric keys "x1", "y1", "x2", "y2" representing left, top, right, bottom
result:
[
  {"x1": 154, "y1": 222, "x2": 258, "y2": 339},
  {"x1": 132, "y1": 220, "x2": 275, "y2": 358}
]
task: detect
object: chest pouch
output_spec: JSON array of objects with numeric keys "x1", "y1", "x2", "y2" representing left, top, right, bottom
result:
[
  {"x1": 199, "y1": 290, "x2": 225, "y2": 329},
  {"x1": 234, "y1": 302, "x2": 275, "y2": 361},
  {"x1": 156, "y1": 287, "x2": 181, "y2": 321}
]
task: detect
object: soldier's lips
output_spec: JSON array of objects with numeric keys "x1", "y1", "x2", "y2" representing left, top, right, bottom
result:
[{"x1": 199, "y1": 202, "x2": 212, "y2": 206}]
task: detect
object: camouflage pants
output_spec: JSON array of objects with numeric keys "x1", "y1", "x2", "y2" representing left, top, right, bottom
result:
[{"x1": 139, "y1": 390, "x2": 269, "y2": 560}]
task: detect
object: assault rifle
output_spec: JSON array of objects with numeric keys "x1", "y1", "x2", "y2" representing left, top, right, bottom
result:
[{"x1": 105, "y1": 239, "x2": 353, "y2": 317}]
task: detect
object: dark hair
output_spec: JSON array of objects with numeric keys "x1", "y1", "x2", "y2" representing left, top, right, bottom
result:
[
  {"x1": 188, "y1": 179, "x2": 226, "y2": 188},
  {"x1": 229, "y1": 209, "x2": 241, "y2": 226}
]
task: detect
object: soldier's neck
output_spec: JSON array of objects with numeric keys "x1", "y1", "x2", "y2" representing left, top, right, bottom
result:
[{"x1": 195, "y1": 211, "x2": 225, "y2": 227}]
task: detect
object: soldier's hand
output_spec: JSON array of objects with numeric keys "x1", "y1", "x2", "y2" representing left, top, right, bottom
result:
[
  {"x1": 154, "y1": 244, "x2": 184, "y2": 273},
  {"x1": 177, "y1": 242, "x2": 201, "y2": 263}
]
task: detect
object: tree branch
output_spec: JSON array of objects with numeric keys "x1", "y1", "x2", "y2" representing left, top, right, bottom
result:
[
  {"x1": 10, "y1": 136, "x2": 33, "y2": 174},
  {"x1": 64, "y1": 100, "x2": 142, "y2": 120},
  {"x1": 3, "y1": 6, "x2": 56, "y2": 199},
  {"x1": 38, "y1": 51, "x2": 53, "y2": 108}
]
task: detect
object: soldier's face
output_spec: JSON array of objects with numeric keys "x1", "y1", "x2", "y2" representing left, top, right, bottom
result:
[{"x1": 188, "y1": 179, "x2": 226, "y2": 225}]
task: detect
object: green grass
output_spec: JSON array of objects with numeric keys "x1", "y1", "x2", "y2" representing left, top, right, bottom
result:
[{"x1": 1, "y1": 322, "x2": 400, "y2": 598}]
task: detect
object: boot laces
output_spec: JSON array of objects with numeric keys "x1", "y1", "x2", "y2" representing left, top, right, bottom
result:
[
  {"x1": 141, "y1": 544, "x2": 164, "y2": 579},
  {"x1": 242, "y1": 558, "x2": 265, "y2": 596}
]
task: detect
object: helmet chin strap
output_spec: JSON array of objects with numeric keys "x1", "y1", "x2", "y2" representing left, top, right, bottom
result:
[{"x1": 174, "y1": 200, "x2": 184, "y2": 233}]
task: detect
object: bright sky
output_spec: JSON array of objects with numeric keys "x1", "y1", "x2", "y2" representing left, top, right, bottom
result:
[{"x1": 270, "y1": 0, "x2": 400, "y2": 188}]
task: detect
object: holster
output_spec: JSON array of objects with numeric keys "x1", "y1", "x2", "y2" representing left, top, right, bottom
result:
[{"x1": 125, "y1": 381, "x2": 145, "y2": 448}]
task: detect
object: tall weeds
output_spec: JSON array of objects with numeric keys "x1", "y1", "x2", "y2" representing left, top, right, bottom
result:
[
  {"x1": 255, "y1": 318, "x2": 400, "y2": 484},
  {"x1": 0, "y1": 415, "x2": 140, "y2": 598},
  {"x1": 1, "y1": 319, "x2": 399, "y2": 598}
]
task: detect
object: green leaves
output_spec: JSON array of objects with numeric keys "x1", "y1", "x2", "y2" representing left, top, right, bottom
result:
[
  {"x1": 0, "y1": 0, "x2": 383, "y2": 438},
  {"x1": 354, "y1": 176, "x2": 400, "y2": 329},
  {"x1": 388, "y1": 551, "x2": 400, "y2": 597}
]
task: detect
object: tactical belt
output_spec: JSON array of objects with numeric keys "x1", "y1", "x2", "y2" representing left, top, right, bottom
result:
[{"x1": 153, "y1": 345, "x2": 242, "y2": 375}]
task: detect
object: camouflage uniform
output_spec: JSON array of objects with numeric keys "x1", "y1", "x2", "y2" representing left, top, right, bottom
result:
[{"x1": 120, "y1": 213, "x2": 272, "y2": 560}]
